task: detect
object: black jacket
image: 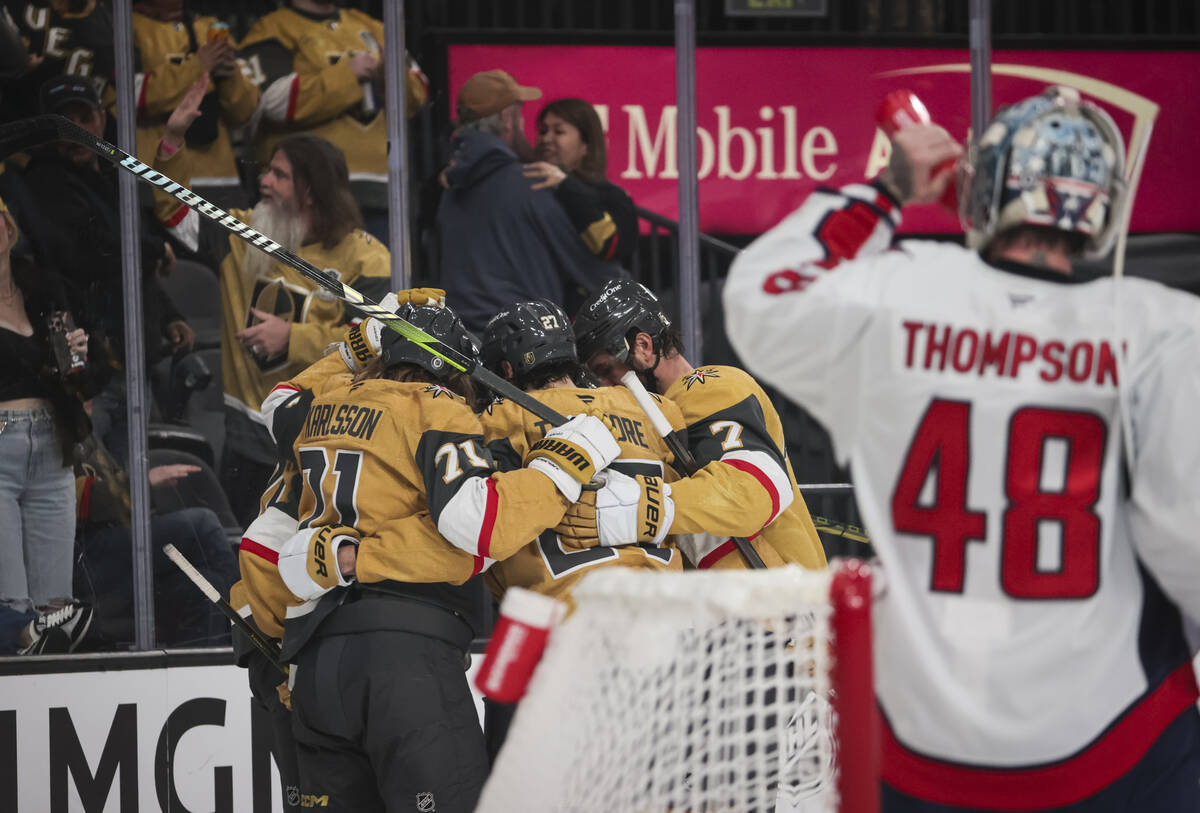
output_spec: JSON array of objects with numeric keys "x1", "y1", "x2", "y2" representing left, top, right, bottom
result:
[
  {"x1": 22, "y1": 151, "x2": 185, "y2": 367},
  {"x1": 436, "y1": 128, "x2": 624, "y2": 333}
]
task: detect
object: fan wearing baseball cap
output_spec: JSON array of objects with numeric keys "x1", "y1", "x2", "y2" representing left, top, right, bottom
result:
[{"x1": 437, "y1": 69, "x2": 624, "y2": 335}]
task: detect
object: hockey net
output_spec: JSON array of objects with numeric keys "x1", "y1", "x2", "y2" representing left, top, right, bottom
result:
[{"x1": 476, "y1": 561, "x2": 877, "y2": 813}]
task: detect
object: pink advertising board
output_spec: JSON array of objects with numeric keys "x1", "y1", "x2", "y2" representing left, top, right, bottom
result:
[{"x1": 449, "y1": 45, "x2": 1197, "y2": 235}]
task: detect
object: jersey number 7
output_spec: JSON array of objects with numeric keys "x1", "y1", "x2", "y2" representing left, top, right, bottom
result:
[{"x1": 891, "y1": 399, "x2": 1106, "y2": 599}]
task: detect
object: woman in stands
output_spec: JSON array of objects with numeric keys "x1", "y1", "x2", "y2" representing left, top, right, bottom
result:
[
  {"x1": 525, "y1": 97, "x2": 638, "y2": 264},
  {"x1": 0, "y1": 195, "x2": 107, "y2": 653}
]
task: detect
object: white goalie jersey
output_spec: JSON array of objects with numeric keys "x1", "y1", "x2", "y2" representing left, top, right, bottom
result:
[{"x1": 723, "y1": 183, "x2": 1200, "y2": 807}]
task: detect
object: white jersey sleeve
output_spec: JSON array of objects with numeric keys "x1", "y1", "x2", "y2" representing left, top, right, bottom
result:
[{"x1": 723, "y1": 183, "x2": 900, "y2": 463}]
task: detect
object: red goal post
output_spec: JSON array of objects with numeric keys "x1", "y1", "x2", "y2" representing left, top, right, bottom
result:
[{"x1": 477, "y1": 560, "x2": 878, "y2": 813}]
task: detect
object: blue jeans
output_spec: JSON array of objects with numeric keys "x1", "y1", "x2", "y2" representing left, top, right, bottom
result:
[{"x1": 0, "y1": 407, "x2": 76, "y2": 613}]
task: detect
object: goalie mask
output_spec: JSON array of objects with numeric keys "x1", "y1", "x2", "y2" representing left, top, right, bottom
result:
[
  {"x1": 573, "y1": 278, "x2": 673, "y2": 365},
  {"x1": 962, "y1": 85, "x2": 1126, "y2": 258},
  {"x1": 379, "y1": 303, "x2": 480, "y2": 381},
  {"x1": 482, "y1": 300, "x2": 577, "y2": 380}
]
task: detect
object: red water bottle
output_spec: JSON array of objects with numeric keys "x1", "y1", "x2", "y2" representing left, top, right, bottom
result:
[
  {"x1": 876, "y1": 89, "x2": 959, "y2": 211},
  {"x1": 474, "y1": 587, "x2": 566, "y2": 703}
]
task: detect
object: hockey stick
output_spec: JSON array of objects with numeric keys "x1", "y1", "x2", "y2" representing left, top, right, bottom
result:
[
  {"x1": 619, "y1": 371, "x2": 767, "y2": 569},
  {"x1": 0, "y1": 115, "x2": 569, "y2": 427},
  {"x1": 162, "y1": 544, "x2": 288, "y2": 677}
]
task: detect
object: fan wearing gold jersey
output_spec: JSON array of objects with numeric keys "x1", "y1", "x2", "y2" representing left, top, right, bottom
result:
[
  {"x1": 268, "y1": 301, "x2": 619, "y2": 812},
  {"x1": 154, "y1": 114, "x2": 392, "y2": 525},
  {"x1": 131, "y1": 0, "x2": 259, "y2": 209},
  {"x1": 572, "y1": 278, "x2": 827, "y2": 571},
  {"x1": 238, "y1": 0, "x2": 429, "y2": 239}
]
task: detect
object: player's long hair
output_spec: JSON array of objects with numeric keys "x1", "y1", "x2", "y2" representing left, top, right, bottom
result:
[
  {"x1": 273, "y1": 134, "x2": 363, "y2": 248},
  {"x1": 353, "y1": 357, "x2": 476, "y2": 405},
  {"x1": 537, "y1": 98, "x2": 608, "y2": 183}
]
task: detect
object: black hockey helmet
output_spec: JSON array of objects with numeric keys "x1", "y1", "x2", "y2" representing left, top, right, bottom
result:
[
  {"x1": 573, "y1": 278, "x2": 673, "y2": 363},
  {"x1": 379, "y1": 303, "x2": 481, "y2": 381},
  {"x1": 482, "y1": 300, "x2": 577, "y2": 380}
]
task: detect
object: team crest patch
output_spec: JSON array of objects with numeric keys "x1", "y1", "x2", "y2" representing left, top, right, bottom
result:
[
  {"x1": 422, "y1": 384, "x2": 455, "y2": 399},
  {"x1": 415, "y1": 791, "x2": 436, "y2": 811},
  {"x1": 682, "y1": 367, "x2": 720, "y2": 389}
]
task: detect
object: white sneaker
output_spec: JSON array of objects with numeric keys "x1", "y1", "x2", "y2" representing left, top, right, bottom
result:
[{"x1": 19, "y1": 602, "x2": 94, "y2": 655}]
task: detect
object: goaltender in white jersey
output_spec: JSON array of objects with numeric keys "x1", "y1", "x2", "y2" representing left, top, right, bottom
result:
[{"x1": 725, "y1": 86, "x2": 1200, "y2": 811}]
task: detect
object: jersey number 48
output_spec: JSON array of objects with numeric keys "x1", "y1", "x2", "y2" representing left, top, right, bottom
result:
[{"x1": 891, "y1": 398, "x2": 1106, "y2": 600}]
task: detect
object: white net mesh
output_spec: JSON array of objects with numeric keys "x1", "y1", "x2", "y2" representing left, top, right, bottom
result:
[{"x1": 477, "y1": 566, "x2": 849, "y2": 813}]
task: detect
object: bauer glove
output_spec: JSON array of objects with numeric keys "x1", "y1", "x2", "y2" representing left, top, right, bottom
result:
[
  {"x1": 555, "y1": 470, "x2": 675, "y2": 548},
  {"x1": 278, "y1": 525, "x2": 360, "y2": 601},
  {"x1": 525, "y1": 413, "x2": 620, "y2": 502},
  {"x1": 338, "y1": 287, "x2": 447, "y2": 372}
]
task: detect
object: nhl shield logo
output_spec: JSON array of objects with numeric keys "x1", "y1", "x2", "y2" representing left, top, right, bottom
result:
[
  {"x1": 415, "y1": 791, "x2": 436, "y2": 811},
  {"x1": 286, "y1": 785, "x2": 300, "y2": 806}
]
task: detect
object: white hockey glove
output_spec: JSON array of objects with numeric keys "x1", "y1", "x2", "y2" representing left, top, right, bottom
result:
[
  {"x1": 277, "y1": 525, "x2": 360, "y2": 601},
  {"x1": 338, "y1": 288, "x2": 447, "y2": 372},
  {"x1": 556, "y1": 470, "x2": 674, "y2": 548},
  {"x1": 525, "y1": 413, "x2": 620, "y2": 502}
]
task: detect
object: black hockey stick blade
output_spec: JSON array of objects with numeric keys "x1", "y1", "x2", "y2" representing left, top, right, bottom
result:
[{"x1": 3, "y1": 114, "x2": 568, "y2": 427}]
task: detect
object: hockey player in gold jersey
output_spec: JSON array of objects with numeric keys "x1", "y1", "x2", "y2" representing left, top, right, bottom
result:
[
  {"x1": 572, "y1": 279, "x2": 827, "y2": 571},
  {"x1": 238, "y1": 0, "x2": 429, "y2": 236},
  {"x1": 131, "y1": 0, "x2": 259, "y2": 208},
  {"x1": 477, "y1": 300, "x2": 684, "y2": 611},
  {"x1": 266, "y1": 301, "x2": 620, "y2": 812}
]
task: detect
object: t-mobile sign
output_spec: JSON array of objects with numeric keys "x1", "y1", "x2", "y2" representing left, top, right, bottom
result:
[{"x1": 449, "y1": 45, "x2": 1197, "y2": 235}]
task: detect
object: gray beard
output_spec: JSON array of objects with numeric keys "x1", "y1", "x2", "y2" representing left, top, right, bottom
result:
[{"x1": 244, "y1": 201, "x2": 305, "y2": 282}]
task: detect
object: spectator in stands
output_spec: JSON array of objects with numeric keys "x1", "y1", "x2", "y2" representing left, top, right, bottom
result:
[
  {"x1": 131, "y1": 0, "x2": 260, "y2": 211},
  {"x1": 526, "y1": 98, "x2": 638, "y2": 265},
  {"x1": 22, "y1": 74, "x2": 194, "y2": 461},
  {"x1": 438, "y1": 70, "x2": 624, "y2": 334},
  {"x1": 71, "y1": 430, "x2": 239, "y2": 646},
  {"x1": 0, "y1": 0, "x2": 116, "y2": 123},
  {"x1": 0, "y1": 602, "x2": 93, "y2": 656},
  {"x1": 238, "y1": 0, "x2": 429, "y2": 244},
  {"x1": 158, "y1": 82, "x2": 391, "y2": 526},
  {"x1": 0, "y1": 194, "x2": 107, "y2": 633}
]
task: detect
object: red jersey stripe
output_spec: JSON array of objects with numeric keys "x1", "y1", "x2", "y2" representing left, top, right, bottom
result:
[
  {"x1": 882, "y1": 662, "x2": 1200, "y2": 810},
  {"x1": 476, "y1": 478, "x2": 500, "y2": 559},
  {"x1": 723, "y1": 458, "x2": 781, "y2": 522},
  {"x1": 240, "y1": 538, "x2": 280, "y2": 565}
]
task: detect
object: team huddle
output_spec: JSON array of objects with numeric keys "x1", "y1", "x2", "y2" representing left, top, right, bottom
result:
[{"x1": 226, "y1": 277, "x2": 827, "y2": 810}]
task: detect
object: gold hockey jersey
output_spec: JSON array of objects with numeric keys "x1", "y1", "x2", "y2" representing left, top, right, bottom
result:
[
  {"x1": 238, "y1": 6, "x2": 429, "y2": 206},
  {"x1": 131, "y1": 11, "x2": 258, "y2": 189},
  {"x1": 234, "y1": 351, "x2": 355, "y2": 640},
  {"x1": 663, "y1": 365, "x2": 827, "y2": 571},
  {"x1": 218, "y1": 207, "x2": 390, "y2": 461},
  {"x1": 480, "y1": 386, "x2": 685, "y2": 609}
]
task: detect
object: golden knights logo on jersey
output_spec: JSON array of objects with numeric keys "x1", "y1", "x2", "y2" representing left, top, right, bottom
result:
[
  {"x1": 682, "y1": 367, "x2": 721, "y2": 389},
  {"x1": 247, "y1": 278, "x2": 302, "y2": 370}
]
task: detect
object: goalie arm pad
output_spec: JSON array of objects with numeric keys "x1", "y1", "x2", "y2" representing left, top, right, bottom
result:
[{"x1": 277, "y1": 525, "x2": 360, "y2": 602}]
